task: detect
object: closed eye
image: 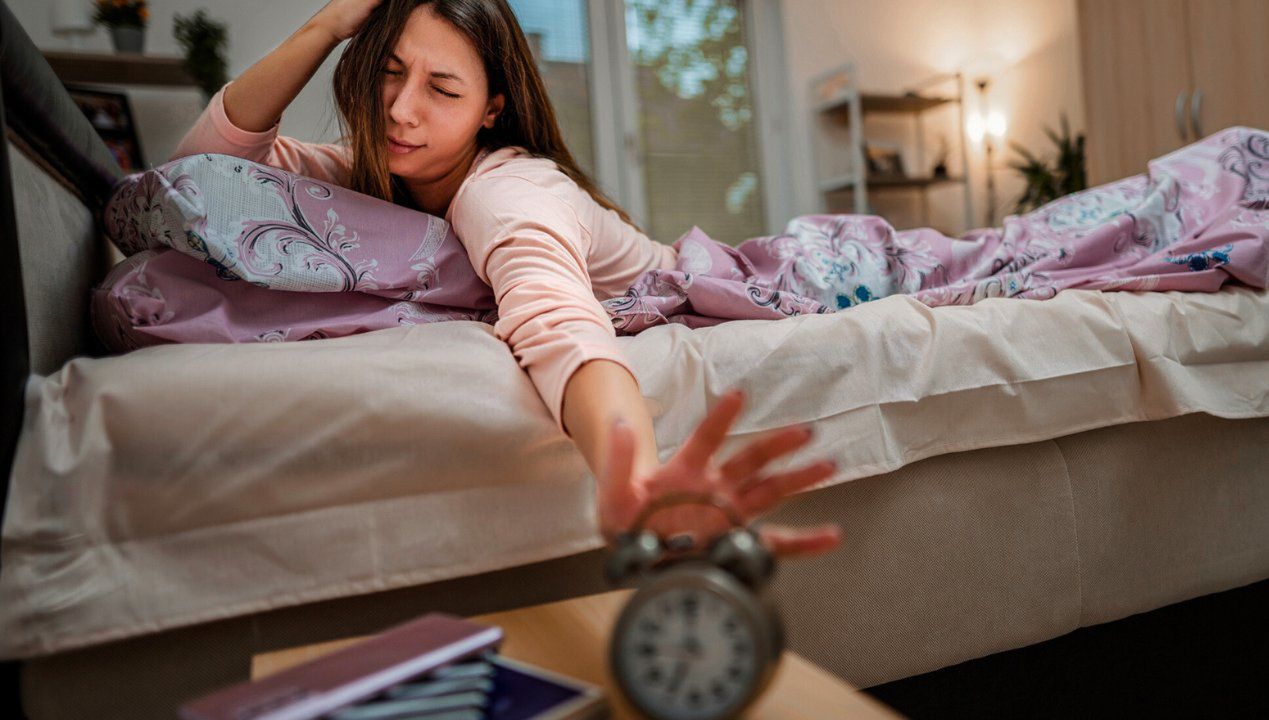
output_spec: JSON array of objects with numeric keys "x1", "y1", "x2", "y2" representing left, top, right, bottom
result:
[{"x1": 381, "y1": 69, "x2": 460, "y2": 98}]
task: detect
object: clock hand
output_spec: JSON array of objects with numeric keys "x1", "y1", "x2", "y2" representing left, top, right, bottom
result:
[
  {"x1": 682, "y1": 633, "x2": 702, "y2": 660},
  {"x1": 665, "y1": 659, "x2": 688, "y2": 695}
]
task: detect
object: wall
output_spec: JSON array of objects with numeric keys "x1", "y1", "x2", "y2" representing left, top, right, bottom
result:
[
  {"x1": 780, "y1": 0, "x2": 1087, "y2": 234},
  {"x1": 15, "y1": 0, "x2": 1085, "y2": 235},
  {"x1": 12, "y1": 0, "x2": 346, "y2": 166}
]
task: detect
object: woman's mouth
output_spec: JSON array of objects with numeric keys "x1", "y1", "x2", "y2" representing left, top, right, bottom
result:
[{"x1": 388, "y1": 137, "x2": 421, "y2": 154}]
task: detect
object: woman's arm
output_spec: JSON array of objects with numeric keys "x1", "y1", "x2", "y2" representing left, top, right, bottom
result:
[
  {"x1": 449, "y1": 174, "x2": 842, "y2": 553},
  {"x1": 561, "y1": 358, "x2": 660, "y2": 486},
  {"x1": 220, "y1": 20, "x2": 342, "y2": 134},
  {"x1": 168, "y1": 2, "x2": 381, "y2": 179},
  {"x1": 221, "y1": 0, "x2": 382, "y2": 132}
]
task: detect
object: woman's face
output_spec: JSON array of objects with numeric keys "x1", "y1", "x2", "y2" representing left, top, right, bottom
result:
[{"x1": 382, "y1": 5, "x2": 504, "y2": 181}]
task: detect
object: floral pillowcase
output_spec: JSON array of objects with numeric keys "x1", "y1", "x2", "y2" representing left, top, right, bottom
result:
[{"x1": 92, "y1": 153, "x2": 497, "y2": 349}]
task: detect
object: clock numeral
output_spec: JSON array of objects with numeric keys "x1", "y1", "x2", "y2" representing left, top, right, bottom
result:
[
  {"x1": 616, "y1": 580, "x2": 777, "y2": 719},
  {"x1": 682, "y1": 592, "x2": 698, "y2": 618}
]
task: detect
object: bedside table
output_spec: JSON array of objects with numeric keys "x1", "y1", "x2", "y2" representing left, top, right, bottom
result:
[{"x1": 252, "y1": 588, "x2": 900, "y2": 719}]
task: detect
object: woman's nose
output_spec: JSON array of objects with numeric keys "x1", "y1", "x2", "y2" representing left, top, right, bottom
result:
[{"x1": 388, "y1": 87, "x2": 422, "y2": 127}]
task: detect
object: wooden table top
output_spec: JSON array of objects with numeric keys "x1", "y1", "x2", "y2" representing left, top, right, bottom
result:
[{"x1": 252, "y1": 588, "x2": 899, "y2": 719}]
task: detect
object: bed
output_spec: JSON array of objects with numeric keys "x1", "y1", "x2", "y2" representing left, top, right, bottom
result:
[{"x1": 3, "y1": 7, "x2": 1268, "y2": 718}]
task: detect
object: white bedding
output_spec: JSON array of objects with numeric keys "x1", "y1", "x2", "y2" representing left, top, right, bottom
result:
[{"x1": 2, "y1": 285, "x2": 1267, "y2": 658}]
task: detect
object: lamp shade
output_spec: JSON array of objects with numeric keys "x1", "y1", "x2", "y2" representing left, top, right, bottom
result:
[
  {"x1": 986, "y1": 111, "x2": 1007, "y2": 139},
  {"x1": 967, "y1": 113, "x2": 986, "y2": 143}
]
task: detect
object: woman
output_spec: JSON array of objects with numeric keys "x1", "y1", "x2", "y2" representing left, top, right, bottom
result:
[{"x1": 170, "y1": 0, "x2": 842, "y2": 558}]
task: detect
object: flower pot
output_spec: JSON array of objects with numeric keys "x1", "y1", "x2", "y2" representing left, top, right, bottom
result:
[{"x1": 110, "y1": 26, "x2": 145, "y2": 54}]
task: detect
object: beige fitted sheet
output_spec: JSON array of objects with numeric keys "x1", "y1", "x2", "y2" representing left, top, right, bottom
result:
[{"x1": 1, "y1": 285, "x2": 1266, "y2": 658}]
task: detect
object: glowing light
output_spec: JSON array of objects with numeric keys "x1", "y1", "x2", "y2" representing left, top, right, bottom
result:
[
  {"x1": 986, "y1": 111, "x2": 1007, "y2": 139},
  {"x1": 967, "y1": 113, "x2": 986, "y2": 143}
]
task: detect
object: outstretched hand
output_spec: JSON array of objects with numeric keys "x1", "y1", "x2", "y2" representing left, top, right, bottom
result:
[{"x1": 596, "y1": 388, "x2": 842, "y2": 558}]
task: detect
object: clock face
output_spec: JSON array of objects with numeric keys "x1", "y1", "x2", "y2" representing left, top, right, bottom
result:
[{"x1": 615, "y1": 584, "x2": 760, "y2": 720}]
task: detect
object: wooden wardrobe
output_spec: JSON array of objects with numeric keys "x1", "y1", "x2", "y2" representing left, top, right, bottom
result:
[{"x1": 1076, "y1": 0, "x2": 1269, "y2": 185}]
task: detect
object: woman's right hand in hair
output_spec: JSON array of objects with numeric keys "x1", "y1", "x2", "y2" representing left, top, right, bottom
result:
[
  {"x1": 217, "y1": 0, "x2": 382, "y2": 135},
  {"x1": 313, "y1": 0, "x2": 387, "y2": 42}
]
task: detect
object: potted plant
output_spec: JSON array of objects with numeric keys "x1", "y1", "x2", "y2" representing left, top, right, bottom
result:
[
  {"x1": 1007, "y1": 113, "x2": 1088, "y2": 213},
  {"x1": 92, "y1": 0, "x2": 149, "y2": 54},
  {"x1": 173, "y1": 9, "x2": 230, "y2": 104}
]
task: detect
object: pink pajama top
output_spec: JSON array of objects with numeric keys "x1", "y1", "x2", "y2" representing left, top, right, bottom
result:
[{"x1": 171, "y1": 82, "x2": 678, "y2": 436}]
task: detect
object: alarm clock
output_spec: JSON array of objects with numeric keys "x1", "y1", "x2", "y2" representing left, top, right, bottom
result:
[{"x1": 604, "y1": 491, "x2": 784, "y2": 720}]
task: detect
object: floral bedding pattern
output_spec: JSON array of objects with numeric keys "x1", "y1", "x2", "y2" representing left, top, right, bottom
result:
[
  {"x1": 93, "y1": 127, "x2": 1268, "y2": 351},
  {"x1": 602, "y1": 126, "x2": 1268, "y2": 332},
  {"x1": 94, "y1": 152, "x2": 497, "y2": 349}
]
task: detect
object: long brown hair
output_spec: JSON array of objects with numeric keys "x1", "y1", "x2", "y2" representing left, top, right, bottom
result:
[{"x1": 331, "y1": 0, "x2": 644, "y2": 234}]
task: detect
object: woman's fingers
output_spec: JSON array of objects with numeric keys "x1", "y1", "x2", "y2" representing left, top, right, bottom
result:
[
  {"x1": 674, "y1": 389, "x2": 746, "y2": 472},
  {"x1": 734, "y1": 460, "x2": 838, "y2": 518},
  {"x1": 645, "y1": 504, "x2": 733, "y2": 546},
  {"x1": 757, "y1": 523, "x2": 842, "y2": 557},
  {"x1": 718, "y1": 424, "x2": 815, "y2": 487}
]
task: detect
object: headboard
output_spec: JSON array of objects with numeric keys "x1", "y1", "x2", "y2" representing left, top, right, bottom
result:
[{"x1": 1, "y1": 2, "x2": 125, "y2": 557}]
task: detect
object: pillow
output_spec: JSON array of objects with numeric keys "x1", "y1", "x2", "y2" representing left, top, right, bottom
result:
[{"x1": 94, "y1": 153, "x2": 498, "y2": 350}]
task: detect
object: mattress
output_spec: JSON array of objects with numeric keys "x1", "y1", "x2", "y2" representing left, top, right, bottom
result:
[{"x1": 2, "y1": 285, "x2": 1267, "y2": 658}]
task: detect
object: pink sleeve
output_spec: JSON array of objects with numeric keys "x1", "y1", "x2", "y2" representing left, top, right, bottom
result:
[
  {"x1": 169, "y1": 81, "x2": 350, "y2": 186},
  {"x1": 450, "y1": 174, "x2": 635, "y2": 437}
]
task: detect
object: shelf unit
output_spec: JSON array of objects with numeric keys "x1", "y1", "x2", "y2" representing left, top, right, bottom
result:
[
  {"x1": 809, "y1": 68, "x2": 973, "y2": 231},
  {"x1": 41, "y1": 50, "x2": 199, "y2": 87}
]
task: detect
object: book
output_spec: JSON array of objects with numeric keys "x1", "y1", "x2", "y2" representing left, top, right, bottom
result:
[{"x1": 179, "y1": 612, "x2": 608, "y2": 720}]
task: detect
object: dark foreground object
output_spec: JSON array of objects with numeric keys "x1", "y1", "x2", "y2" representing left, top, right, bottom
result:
[{"x1": 867, "y1": 577, "x2": 1269, "y2": 719}]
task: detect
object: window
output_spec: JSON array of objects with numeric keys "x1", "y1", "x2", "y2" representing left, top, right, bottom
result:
[
  {"x1": 625, "y1": 0, "x2": 765, "y2": 245},
  {"x1": 507, "y1": 0, "x2": 597, "y2": 175},
  {"x1": 507, "y1": 0, "x2": 786, "y2": 245}
]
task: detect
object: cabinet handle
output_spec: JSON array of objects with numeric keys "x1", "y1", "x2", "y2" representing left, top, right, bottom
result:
[
  {"x1": 1190, "y1": 88, "x2": 1204, "y2": 139},
  {"x1": 1174, "y1": 91, "x2": 1189, "y2": 142}
]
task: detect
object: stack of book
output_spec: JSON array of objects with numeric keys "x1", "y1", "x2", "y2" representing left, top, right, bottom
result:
[{"x1": 180, "y1": 613, "x2": 608, "y2": 720}]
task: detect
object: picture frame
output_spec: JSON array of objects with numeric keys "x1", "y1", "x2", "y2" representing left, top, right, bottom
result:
[
  {"x1": 65, "y1": 84, "x2": 146, "y2": 172},
  {"x1": 865, "y1": 140, "x2": 906, "y2": 178},
  {"x1": 812, "y1": 62, "x2": 856, "y2": 105}
]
